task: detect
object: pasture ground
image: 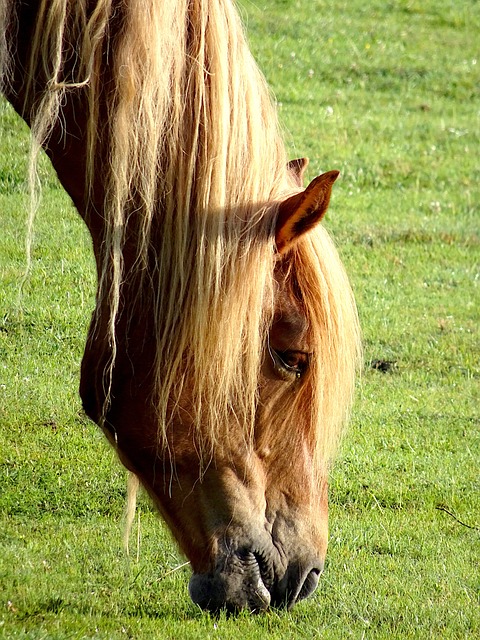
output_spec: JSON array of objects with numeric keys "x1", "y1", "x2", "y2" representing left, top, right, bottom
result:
[{"x1": 1, "y1": 0, "x2": 478, "y2": 638}]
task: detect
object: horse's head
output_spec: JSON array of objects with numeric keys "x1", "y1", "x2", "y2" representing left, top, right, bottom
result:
[{"x1": 80, "y1": 163, "x2": 359, "y2": 612}]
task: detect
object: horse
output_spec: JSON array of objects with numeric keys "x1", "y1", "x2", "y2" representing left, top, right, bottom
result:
[{"x1": 1, "y1": 0, "x2": 361, "y2": 612}]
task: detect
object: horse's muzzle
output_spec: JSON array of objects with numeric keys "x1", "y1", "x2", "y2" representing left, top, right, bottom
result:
[{"x1": 188, "y1": 549, "x2": 323, "y2": 612}]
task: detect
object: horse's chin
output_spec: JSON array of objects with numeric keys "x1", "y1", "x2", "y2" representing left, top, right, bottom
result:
[{"x1": 189, "y1": 563, "x2": 271, "y2": 613}]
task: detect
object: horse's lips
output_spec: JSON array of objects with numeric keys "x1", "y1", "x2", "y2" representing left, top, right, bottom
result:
[
  {"x1": 248, "y1": 571, "x2": 272, "y2": 611},
  {"x1": 188, "y1": 551, "x2": 272, "y2": 612}
]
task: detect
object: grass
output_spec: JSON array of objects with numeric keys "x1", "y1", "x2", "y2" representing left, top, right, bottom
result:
[{"x1": 1, "y1": 0, "x2": 479, "y2": 637}]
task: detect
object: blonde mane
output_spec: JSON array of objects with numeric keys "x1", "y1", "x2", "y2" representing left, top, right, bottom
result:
[{"x1": 1, "y1": 0, "x2": 360, "y2": 464}]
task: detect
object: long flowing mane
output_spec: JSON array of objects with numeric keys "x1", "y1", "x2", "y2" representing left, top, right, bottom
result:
[{"x1": 1, "y1": 0, "x2": 360, "y2": 464}]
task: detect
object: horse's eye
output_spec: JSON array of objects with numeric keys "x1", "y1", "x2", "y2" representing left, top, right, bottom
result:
[{"x1": 271, "y1": 349, "x2": 310, "y2": 380}]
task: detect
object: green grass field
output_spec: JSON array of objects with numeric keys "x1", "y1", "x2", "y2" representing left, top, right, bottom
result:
[{"x1": 1, "y1": 1, "x2": 479, "y2": 638}]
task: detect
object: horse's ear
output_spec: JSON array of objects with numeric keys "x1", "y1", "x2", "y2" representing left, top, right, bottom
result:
[
  {"x1": 287, "y1": 157, "x2": 309, "y2": 186},
  {"x1": 275, "y1": 170, "x2": 340, "y2": 253}
]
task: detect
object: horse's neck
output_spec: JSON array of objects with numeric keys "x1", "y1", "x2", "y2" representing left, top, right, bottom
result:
[{"x1": 3, "y1": 0, "x2": 104, "y2": 244}]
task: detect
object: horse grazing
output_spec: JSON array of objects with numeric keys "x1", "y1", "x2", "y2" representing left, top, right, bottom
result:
[{"x1": 1, "y1": 0, "x2": 361, "y2": 612}]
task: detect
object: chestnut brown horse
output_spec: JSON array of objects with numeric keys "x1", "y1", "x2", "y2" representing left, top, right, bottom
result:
[{"x1": 1, "y1": 0, "x2": 361, "y2": 611}]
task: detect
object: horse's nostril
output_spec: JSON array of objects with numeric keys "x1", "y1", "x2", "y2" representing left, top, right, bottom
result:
[
  {"x1": 272, "y1": 563, "x2": 323, "y2": 609},
  {"x1": 296, "y1": 567, "x2": 321, "y2": 602}
]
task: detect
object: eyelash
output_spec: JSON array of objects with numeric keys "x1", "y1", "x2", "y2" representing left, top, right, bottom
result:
[{"x1": 268, "y1": 345, "x2": 310, "y2": 380}]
